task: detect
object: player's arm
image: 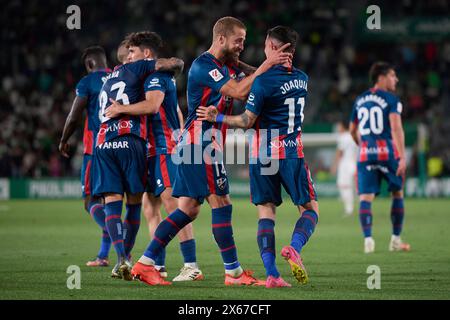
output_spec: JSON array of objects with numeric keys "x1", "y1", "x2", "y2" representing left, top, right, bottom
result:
[
  {"x1": 330, "y1": 148, "x2": 343, "y2": 176},
  {"x1": 237, "y1": 60, "x2": 257, "y2": 76},
  {"x1": 196, "y1": 106, "x2": 258, "y2": 129},
  {"x1": 349, "y1": 121, "x2": 359, "y2": 146},
  {"x1": 220, "y1": 43, "x2": 292, "y2": 101},
  {"x1": 389, "y1": 113, "x2": 406, "y2": 176},
  {"x1": 105, "y1": 90, "x2": 164, "y2": 117},
  {"x1": 155, "y1": 58, "x2": 184, "y2": 76},
  {"x1": 59, "y1": 95, "x2": 87, "y2": 158},
  {"x1": 177, "y1": 105, "x2": 185, "y2": 129}
]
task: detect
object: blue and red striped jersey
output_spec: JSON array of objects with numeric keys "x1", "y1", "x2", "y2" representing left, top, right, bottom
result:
[
  {"x1": 96, "y1": 59, "x2": 156, "y2": 146},
  {"x1": 75, "y1": 68, "x2": 110, "y2": 155},
  {"x1": 245, "y1": 65, "x2": 308, "y2": 159},
  {"x1": 350, "y1": 88, "x2": 402, "y2": 162},
  {"x1": 181, "y1": 52, "x2": 244, "y2": 148},
  {"x1": 144, "y1": 71, "x2": 180, "y2": 156}
]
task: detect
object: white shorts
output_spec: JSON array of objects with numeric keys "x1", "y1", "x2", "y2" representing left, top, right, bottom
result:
[{"x1": 337, "y1": 162, "x2": 356, "y2": 187}]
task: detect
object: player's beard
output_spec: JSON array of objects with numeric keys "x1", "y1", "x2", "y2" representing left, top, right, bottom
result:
[{"x1": 222, "y1": 47, "x2": 241, "y2": 65}]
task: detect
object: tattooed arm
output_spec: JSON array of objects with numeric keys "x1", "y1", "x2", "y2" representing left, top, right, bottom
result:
[
  {"x1": 196, "y1": 106, "x2": 257, "y2": 129},
  {"x1": 155, "y1": 58, "x2": 184, "y2": 76},
  {"x1": 237, "y1": 60, "x2": 257, "y2": 76}
]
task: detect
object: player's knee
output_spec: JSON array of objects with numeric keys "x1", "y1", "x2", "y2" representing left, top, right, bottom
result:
[
  {"x1": 126, "y1": 192, "x2": 143, "y2": 205},
  {"x1": 178, "y1": 199, "x2": 200, "y2": 220},
  {"x1": 359, "y1": 194, "x2": 375, "y2": 202},
  {"x1": 392, "y1": 190, "x2": 403, "y2": 199},
  {"x1": 300, "y1": 200, "x2": 319, "y2": 215}
]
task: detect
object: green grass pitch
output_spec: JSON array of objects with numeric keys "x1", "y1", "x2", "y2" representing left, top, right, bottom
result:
[{"x1": 0, "y1": 198, "x2": 449, "y2": 300}]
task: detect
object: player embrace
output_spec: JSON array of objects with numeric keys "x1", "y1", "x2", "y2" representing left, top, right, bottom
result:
[
  {"x1": 349, "y1": 62, "x2": 410, "y2": 253},
  {"x1": 198, "y1": 26, "x2": 319, "y2": 288}
]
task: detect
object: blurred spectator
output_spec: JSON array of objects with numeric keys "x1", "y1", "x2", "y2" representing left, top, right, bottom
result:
[{"x1": 1, "y1": 0, "x2": 449, "y2": 178}]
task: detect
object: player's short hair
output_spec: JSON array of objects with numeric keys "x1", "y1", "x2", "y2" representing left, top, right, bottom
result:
[
  {"x1": 127, "y1": 31, "x2": 163, "y2": 57},
  {"x1": 369, "y1": 62, "x2": 394, "y2": 84},
  {"x1": 213, "y1": 16, "x2": 246, "y2": 39},
  {"x1": 81, "y1": 46, "x2": 106, "y2": 63},
  {"x1": 267, "y1": 26, "x2": 299, "y2": 53}
]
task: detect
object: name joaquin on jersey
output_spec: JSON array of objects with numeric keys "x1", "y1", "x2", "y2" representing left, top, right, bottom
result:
[{"x1": 280, "y1": 79, "x2": 308, "y2": 95}]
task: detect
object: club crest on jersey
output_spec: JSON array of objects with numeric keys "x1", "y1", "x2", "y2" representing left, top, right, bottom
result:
[
  {"x1": 209, "y1": 69, "x2": 224, "y2": 82},
  {"x1": 216, "y1": 177, "x2": 227, "y2": 190}
]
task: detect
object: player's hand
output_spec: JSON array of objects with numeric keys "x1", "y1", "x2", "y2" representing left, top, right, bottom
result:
[
  {"x1": 396, "y1": 157, "x2": 406, "y2": 176},
  {"x1": 266, "y1": 43, "x2": 293, "y2": 66},
  {"x1": 59, "y1": 141, "x2": 70, "y2": 158},
  {"x1": 196, "y1": 105, "x2": 218, "y2": 122},
  {"x1": 105, "y1": 98, "x2": 123, "y2": 118}
]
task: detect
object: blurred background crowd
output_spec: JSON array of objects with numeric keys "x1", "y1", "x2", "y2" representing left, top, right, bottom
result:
[{"x1": 0, "y1": 0, "x2": 449, "y2": 179}]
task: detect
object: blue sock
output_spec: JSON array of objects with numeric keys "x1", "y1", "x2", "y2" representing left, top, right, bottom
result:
[
  {"x1": 144, "y1": 209, "x2": 192, "y2": 261},
  {"x1": 391, "y1": 198, "x2": 404, "y2": 236},
  {"x1": 257, "y1": 218, "x2": 279, "y2": 278},
  {"x1": 359, "y1": 201, "x2": 372, "y2": 237},
  {"x1": 104, "y1": 200, "x2": 126, "y2": 260},
  {"x1": 97, "y1": 227, "x2": 111, "y2": 259},
  {"x1": 124, "y1": 203, "x2": 141, "y2": 256},
  {"x1": 212, "y1": 205, "x2": 240, "y2": 271},
  {"x1": 155, "y1": 248, "x2": 166, "y2": 266},
  {"x1": 291, "y1": 210, "x2": 318, "y2": 253},
  {"x1": 87, "y1": 200, "x2": 111, "y2": 259},
  {"x1": 180, "y1": 239, "x2": 197, "y2": 263},
  {"x1": 88, "y1": 201, "x2": 106, "y2": 228}
]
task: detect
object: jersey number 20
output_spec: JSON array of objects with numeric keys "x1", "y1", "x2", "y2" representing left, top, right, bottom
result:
[{"x1": 357, "y1": 106, "x2": 383, "y2": 135}]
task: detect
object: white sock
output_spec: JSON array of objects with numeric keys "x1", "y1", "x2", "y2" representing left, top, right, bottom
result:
[
  {"x1": 155, "y1": 265, "x2": 165, "y2": 271},
  {"x1": 225, "y1": 265, "x2": 243, "y2": 277},
  {"x1": 184, "y1": 262, "x2": 198, "y2": 269},
  {"x1": 138, "y1": 255, "x2": 155, "y2": 266},
  {"x1": 391, "y1": 235, "x2": 400, "y2": 242}
]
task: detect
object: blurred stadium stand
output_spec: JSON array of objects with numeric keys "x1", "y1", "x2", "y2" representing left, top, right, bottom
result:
[{"x1": 0, "y1": 0, "x2": 449, "y2": 181}]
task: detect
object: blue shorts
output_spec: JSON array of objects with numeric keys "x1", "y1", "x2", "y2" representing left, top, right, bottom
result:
[
  {"x1": 357, "y1": 160, "x2": 404, "y2": 195},
  {"x1": 249, "y1": 158, "x2": 318, "y2": 207},
  {"x1": 92, "y1": 135, "x2": 147, "y2": 196},
  {"x1": 81, "y1": 154, "x2": 93, "y2": 198},
  {"x1": 172, "y1": 146, "x2": 229, "y2": 204},
  {"x1": 146, "y1": 154, "x2": 177, "y2": 197}
]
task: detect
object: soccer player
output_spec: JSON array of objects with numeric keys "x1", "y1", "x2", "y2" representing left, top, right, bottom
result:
[
  {"x1": 349, "y1": 62, "x2": 410, "y2": 253},
  {"x1": 92, "y1": 50, "x2": 184, "y2": 280},
  {"x1": 331, "y1": 120, "x2": 358, "y2": 216},
  {"x1": 197, "y1": 26, "x2": 319, "y2": 288},
  {"x1": 105, "y1": 31, "x2": 203, "y2": 281},
  {"x1": 116, "y1": 39, "x2": 130, "y2": 66},
  {"x1": 130, "y1": 17, "x2": 292, "y2": 286},
  {"x1": 59, "y1": 46, "x2": 111, "y2": 267}
]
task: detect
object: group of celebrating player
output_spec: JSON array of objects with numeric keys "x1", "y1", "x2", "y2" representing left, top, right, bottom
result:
[{"x1": 59, "y1": 16, "x2": 409, "y2": 289}]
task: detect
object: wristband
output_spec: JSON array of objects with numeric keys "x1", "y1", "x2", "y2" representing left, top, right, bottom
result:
[{"x1": 215, "y1": 113, "x2": 225, "y2": 123}]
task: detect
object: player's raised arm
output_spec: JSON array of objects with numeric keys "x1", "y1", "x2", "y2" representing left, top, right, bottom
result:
[
  {"x1": 389, "y1": 113, "x2": 406, "y2": 176},
  {"x1": 155, "y1": 58, "x2": 184, "y2": 76},
  {"x1": 59, "y1": 95, "x2": 88, "y2": 157},
  {"x1": 219, "y1": 43, "x2": 292, "y2": 101}
]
